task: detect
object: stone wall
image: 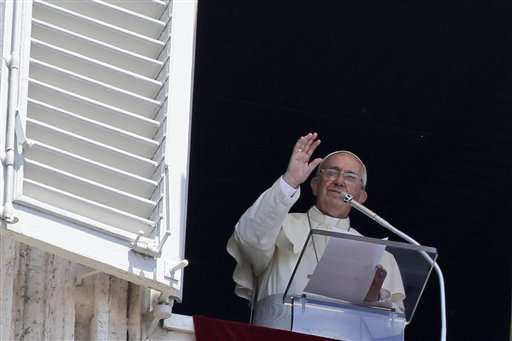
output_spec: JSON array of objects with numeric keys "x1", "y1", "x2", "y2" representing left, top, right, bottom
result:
[{"x1": 0, "y1": 230, "x2": 194, "y2": 341}]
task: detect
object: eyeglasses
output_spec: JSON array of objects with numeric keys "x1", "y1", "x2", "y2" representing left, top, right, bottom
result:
[{"x1": 319, "y1": 168, "x2": 363, "y2": 184}]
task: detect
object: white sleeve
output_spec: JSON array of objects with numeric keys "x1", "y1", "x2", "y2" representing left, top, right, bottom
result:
[
  {"x1": 227, "y1": 177, "x2": 301, "y2": 300},
  {"x1": 279, "y1": 176, "x2": 299, "y2": 198},
  {"x1": 235, "y1": 177, "x2": 300, "y2": 260}
]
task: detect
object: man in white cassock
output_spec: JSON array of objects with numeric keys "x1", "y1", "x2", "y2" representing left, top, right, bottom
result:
[{"x1": 227, "y1": 133, "x2": 405, "y2": 329}]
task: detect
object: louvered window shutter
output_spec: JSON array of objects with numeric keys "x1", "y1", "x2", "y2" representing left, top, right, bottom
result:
[{"x1": 1, "y1": 0, "x2": 196, "y2": 298}]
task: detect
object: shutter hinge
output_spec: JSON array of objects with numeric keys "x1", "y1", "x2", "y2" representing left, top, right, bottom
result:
[{"x1": 4, "y1": 52, "x2": 19, "y2": 71}]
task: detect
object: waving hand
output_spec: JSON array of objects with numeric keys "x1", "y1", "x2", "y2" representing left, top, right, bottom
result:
[{"x1": 283, "y1": 133, "x2": 323, "y2": 188}]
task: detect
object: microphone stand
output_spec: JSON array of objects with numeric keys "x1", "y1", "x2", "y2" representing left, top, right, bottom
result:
[{"x1": 342, "y1": 192, "x2": 447, "y2": 341}]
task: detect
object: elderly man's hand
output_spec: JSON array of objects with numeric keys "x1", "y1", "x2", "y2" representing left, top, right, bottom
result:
[
  {"x1": 283, "y1": 133, "x2": 323, "y2": 188},
  {"x1": 365, "y1": 265, "x2": 387, "y2": 302}
]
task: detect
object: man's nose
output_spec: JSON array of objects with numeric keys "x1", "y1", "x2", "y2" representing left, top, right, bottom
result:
[{"x1": 333, "y1": 174, "x2": 346, "y2": 186}]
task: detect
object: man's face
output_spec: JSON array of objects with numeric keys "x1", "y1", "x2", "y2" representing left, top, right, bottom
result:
[{"x1": 310, "y1": 153, "x2": 368, "y2": 218}]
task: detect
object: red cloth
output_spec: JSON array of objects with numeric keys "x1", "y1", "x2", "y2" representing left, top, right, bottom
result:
[{"x1": 193, "y1": 315, "x2": 336, "y2": 341}]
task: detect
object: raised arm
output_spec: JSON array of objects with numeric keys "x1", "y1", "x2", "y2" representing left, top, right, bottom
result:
[{"x1": 232, "y1": 133, "x2": 323, "y2": 274}]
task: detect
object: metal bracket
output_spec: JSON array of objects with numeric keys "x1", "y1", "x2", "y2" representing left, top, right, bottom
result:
[
  {"x1": 130, "y1": 230, "x2": 161, "y2": 257},
  {"x1": 163, "y1": 259, "x2": 189, "y2": 286},
  {"x1": 14, "y1": 109, "x2": 33, "y2": 151},
  {"x1": 168, "y1": 259, "x2": 189, "y2": 276}
]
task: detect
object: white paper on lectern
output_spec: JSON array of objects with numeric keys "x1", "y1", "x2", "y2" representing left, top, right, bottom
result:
[{"x1": 303, "y1": 237, "x2": 386, "y2": 303}]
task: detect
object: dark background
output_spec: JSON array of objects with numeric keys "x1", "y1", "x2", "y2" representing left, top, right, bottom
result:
[{"x1": 174, "y1": 2, "x2": 512, "y2": 340}]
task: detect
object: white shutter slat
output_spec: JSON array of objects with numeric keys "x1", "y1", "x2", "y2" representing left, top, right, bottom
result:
[
  {"x1": 26, "y1": 119, "x2": 158, "y2": 178},
  {"x1": 31, "y1": 20, "x2": 163, "y2": 78},
  {"x1": 43, "y1": 0, "x2": 166, "y2": 39},
  {"x1": 33, "y1": 0, "x2": 165, "y2": 59},
  {"x1": 25, "y1": 143, "x2": 157, "y2": 198},
  {"x1": 31, "y1": 39, "x2": 162, "y2": 98},
  {"x1": 28, "y1": 80, "x2": 160, "y2": 137},
  {"x1": 24, "y1": 160, "x2": 157, "y2": 218},
  {"x1": 29, "y1": 59, "x2": 161, "y2": 116},
  {"x1": 27, "y1": 99, "x2": 159, "y2": 159},
  {"x1": 101, "y1": 0, "x2": 168, "y2": 20},
  {"x1": 21, "y1": 180, "x2": 155, "y2": 235}
]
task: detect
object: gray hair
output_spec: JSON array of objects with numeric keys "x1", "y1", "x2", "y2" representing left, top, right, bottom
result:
[{"x1": 315, "y1": 150, "x2": 368, "y2": 188}]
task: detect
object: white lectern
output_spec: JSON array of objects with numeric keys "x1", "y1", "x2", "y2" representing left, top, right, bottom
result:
[{"x1": 282, "y1": 229, "x2": 437, "y2": 341}]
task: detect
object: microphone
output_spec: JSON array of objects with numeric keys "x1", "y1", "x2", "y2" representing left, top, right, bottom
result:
[
  {"x1": 341, "y1": 192, "x2": 392, "y2": 230},
  {"x1": 342, "y1": 191, "x2": 428, "y2": 249},
  {"x1": 341, "y1": 191, "x2": 447, "y2": 341}
]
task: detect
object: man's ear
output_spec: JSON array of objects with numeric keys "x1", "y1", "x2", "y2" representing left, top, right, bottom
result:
[
  {"x1": 357, "y1": 189, "x2": 368, "y2": 204},
  {"x1": 310, "y1": 177, "x2": 319, "y2": 196}
]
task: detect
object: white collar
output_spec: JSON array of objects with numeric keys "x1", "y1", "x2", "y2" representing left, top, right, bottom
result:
[{"x1": 307, "y1": 206, "x2": 350, "y2": 232}]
